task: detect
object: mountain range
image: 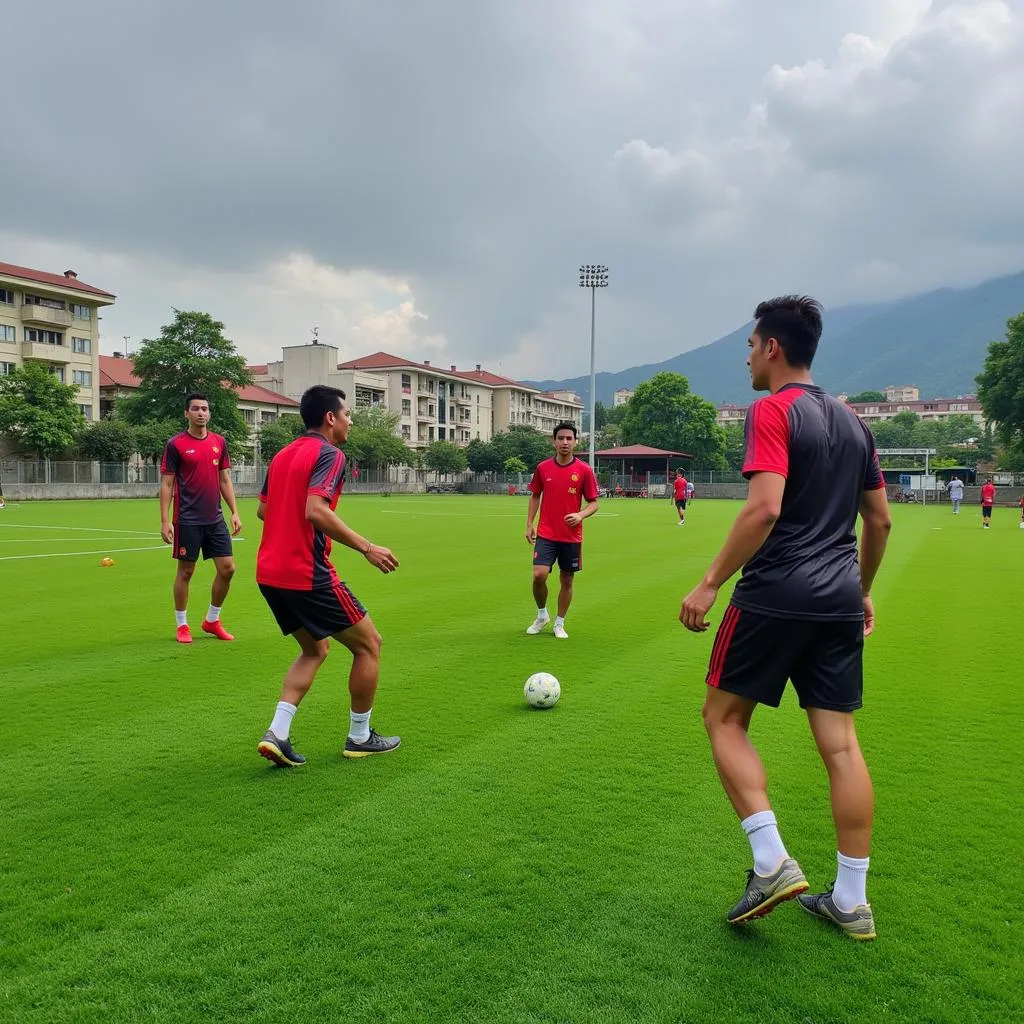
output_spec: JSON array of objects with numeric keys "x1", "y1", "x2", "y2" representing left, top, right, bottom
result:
[{"x1": 524, "y1": 270, "x2": 1024, "y2": 406}]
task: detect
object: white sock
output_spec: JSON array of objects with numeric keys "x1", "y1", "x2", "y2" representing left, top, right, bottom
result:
[
  {"x1": 535, "y1": 608, "x2": 549, "y2": 620},
  {"x1": 554, "y1": 615, "x2": 566, "y2": 629},
  {"x1": 741, "y1": 810, "x2": 789, "y2": 875},
  {"x1": 833, "y1": 852, "x2": 870, "y2": 911},
  {"x1": 269, "y1": 701, "x2": 296, "y2": 741},
  {"x1": 175, "y1": 610, "x2": 187, "y2": 628},
  {"x1": 349, "y1": 709, "x2": 372, "y2": 743},
  {"x1": 207, "y1": 605, "x2": 221, "y2": 622}
]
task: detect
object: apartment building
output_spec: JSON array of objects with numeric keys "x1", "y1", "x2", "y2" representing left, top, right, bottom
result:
[
  {"x1": 884, "y1": 385, "x2": 920, "y2": 403},
  {"x1": 714, "y1": 404, "x2": 748, "y2": 428},
  {"x1": 613, "y1": 388, "x2": 634, "y2": 407},
  {"x1": 717, "y1": 396, "x2": 985, "y2": 427},
  {"x1": 0, "y1": 261, "x2": 116, "y2": 422},
  {"x1": 99, "y1": 355, "x2": 298, "y2": 431}
]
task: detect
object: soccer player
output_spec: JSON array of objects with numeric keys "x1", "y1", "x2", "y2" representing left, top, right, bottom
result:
[
  {"x1": 159, "y1": 393, "x2": 241, "y2": 644},
  {"x1": 686, "y1": 478, "x2": 695, "y2": 504},
  {"x1": 680, "y1": 296, "x2": 892, "y2": 941},
  {"x1": 1019, "y1": 494, "x2": 1024, "y2": 526},
  {"x1": 525, "y1": 422, "x2": 599, "y2": 640},
  {"x1": 255, "y1": 385, "x2": 401, "y2": 767},
  {"x1": 981, "y1": 477, "x2": 996, "y2": 528},
  {"x1": 947, "y1": 475, "x2": 964, "y2": 515},
  {"x1": 673, "y1": 469, "x2": 688, "y2": 525}
]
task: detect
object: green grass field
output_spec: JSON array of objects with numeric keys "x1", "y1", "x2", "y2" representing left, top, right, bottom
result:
[{"x1": 1, "y1": 494, "x2": 1021, "y2": 1024}]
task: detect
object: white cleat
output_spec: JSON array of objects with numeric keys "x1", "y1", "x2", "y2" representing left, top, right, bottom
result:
[
  {"x1": 526, "y1": 615, "x2": 550, "y2": 635},
  {"x1": 553, "y1": 622, "x2": 569, "y2": 640}
]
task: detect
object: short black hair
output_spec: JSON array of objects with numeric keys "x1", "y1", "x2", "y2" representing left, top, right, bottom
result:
[
  {"x1": 753, "y1": 295, "x2": 824, "y2": 369},
  {"x1": 553, "y1": 421, "x2": 577, "y2": 439},
  {"x1": 300, "y1": 385, "x2": 347, "y2": 429},
  {"x1": 184, "y1": 392, "x2": 208, "y2": 411}
]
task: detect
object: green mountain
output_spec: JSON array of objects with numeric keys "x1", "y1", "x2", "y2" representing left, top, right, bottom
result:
[{"x1": 526, "y1": 271, "x2": 1024, "y2": 405}]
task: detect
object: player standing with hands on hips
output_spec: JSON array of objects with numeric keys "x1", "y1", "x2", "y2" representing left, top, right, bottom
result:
[{"x1": 525, "y1": 422, "x2": 599, "y2": 640}]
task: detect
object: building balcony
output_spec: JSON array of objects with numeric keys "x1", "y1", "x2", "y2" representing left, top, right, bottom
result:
[
  {"x1": 417, "y1": 408, "x2": 436, "y2": 422},
  {"x1": 21, "y1": 303, "x2": 72, "y2": 328},
  {"x1": 22, "y1": 341, "x2": 71, "y2": 363},
  {"x1": 454, "y1": 394, "x2": 472, "y2": 406}
]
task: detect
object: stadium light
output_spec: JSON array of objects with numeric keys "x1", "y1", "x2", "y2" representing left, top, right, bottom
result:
[{"x1": 578, "y1": 265, "x2": 609, "y2": 469}]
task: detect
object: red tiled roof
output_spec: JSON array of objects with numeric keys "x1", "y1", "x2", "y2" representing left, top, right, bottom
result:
[
  {"x1": 247, "y1": 364, "x2": 269, "y2": 374},
  {"x1": 0, "y1": 261, "x2": 115, "y2": 299},
  {"x1": 595, "y1": 444, "x2": 692, "y2": 458},
  {"x1": 339, "y1": 350, "x2": 538, "y2": 391},
  {"x1": 537, "y1": 390, "x2": 582, "y2": 404},
  {"x1": 98, "y1": 355, "x2": 298, "y2": 406}
]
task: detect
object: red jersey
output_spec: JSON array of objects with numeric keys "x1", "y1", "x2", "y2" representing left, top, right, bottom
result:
[
  {"x1": 673, "y1": 476, "x2": 687, "y2": 500},
  {"x1": 529, "y1": 457, "x2": 599, "y2": 543},
  {"x1": 257, "y1": 433, "x2": 347, "y2": 590},
  {"x1": 161, "y1": 431, "x2": 230, "y2": 525},
  {"x1": 981, "y1": 483, "x2": 996, "y2": 507}
]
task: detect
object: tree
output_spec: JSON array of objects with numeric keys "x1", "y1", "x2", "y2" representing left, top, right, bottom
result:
[
  {"x1": 257, "y1": 414, "x2": 305, "y2": 462},
  {"x1": 423, "y1": 441, "x2": 468, "y2": 477},
  {"x1": 0, "y1": 363, "x2": 83, "y2": 458},
  {"x1": 847, "y1": 390, "x2": 886, "y2": 403},
  {"x1": 620, "y1": 372, "x2": 727, "y2": 469},
  {"x1": 345, "y1": 406, "x2": 410, "y2": 469},
  {"x1": 504, "y1": 456, "x2": 528, "y2": 474},
  {"x1": 133, "y1": 419, "x2": 182, "y2": 463},
  {"x1": 466, "y1": 437, "x2": 502, "y2": 473},
  {"x1": 121, "y1": 310, "x2": 252, "y2": 455},
  {"x1": 723, "y1": 422, "x2": 745, "y2": 471},
  {"x1": 491, "y1": 426, "x2": 552, "y2": 470},
  {"x1": 595, "y1": 423, "x2": 622, "y2": 450},
  {"x1": 77, "y1": 419, "x2": 137, "y2": 463},
  {"x1": 977, "y1": 312, "x2": 1024, "y2": 459}
]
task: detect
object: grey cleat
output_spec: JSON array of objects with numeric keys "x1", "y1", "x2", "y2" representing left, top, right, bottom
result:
[
  {"x1": 343, "y1": 728, "x2": 401, "y2": 759},
  {"x1": 257, "y1": 729, "x2": 306, "y2": 767},
  {"x1": 727, "y1": 858, "x2": 809, "y2": 924},
  {"x1": 797, "y1": 887, "x2": 876, "y2": 941}
]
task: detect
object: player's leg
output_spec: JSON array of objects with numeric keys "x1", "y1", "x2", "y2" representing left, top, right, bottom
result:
[
  {"x1": 552, "y1": 544, "x2": 580, "y2": 638},
  {"x1": 528, "y1": 540, "x2": 556, "y2": 633},
  {"x1": 680, "y1": 498, "x2": 686, "y2": 524},
  {"x1": 200, "y1": 522, "x2": 236, "y2": 640},
  {"x1": 702, "y1": 608, "x2": 808, "y2": 923},
  {"x1": 172, "y1": 523, "x2": 201, "y2": 642}
]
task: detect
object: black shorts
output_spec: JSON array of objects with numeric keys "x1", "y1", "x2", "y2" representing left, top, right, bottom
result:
[
  {"x1": 675, "y1": 498, "x2": 687, "y2": 510},
  {"x1": 533, "y1": 537, "x2": 583, "y2": 573},
  {"x1": 258, "y1": 583, "x2": 366, "y2": 640},
  {"x1": 173, "y1": 520, "x2": 233, "y2": 562},
  {"x1": 706, "y1": 605, "x2": 864, "y2": 712},
  {"x1": 982, "y1": 506, "x2": 992, "y2": 518}
]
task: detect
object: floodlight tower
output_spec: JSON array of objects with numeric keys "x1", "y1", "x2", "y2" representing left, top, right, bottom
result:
[{"x1": 578, "y1": 264, "x2": 609, "y2": 469}]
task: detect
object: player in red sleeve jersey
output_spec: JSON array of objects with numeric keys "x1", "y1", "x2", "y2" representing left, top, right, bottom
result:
[
  {"x1": 980, "y1": 478, "x2": 996, "y2": 528},
  {"x1": 255, "y1": 385, "x2": 402, "y2": 768},
  {"x1": 159, "y1": 393, "x2": 242, "y2": 644},
  {"x1": 524, "y1": 422, "x2": 599, "y2": 639},
  {"x1": 672, "y1": 470, "x2": 689, "y2": 525},
  {"x1": 680, "y1": 296, "x2": 892, "y2": 941}
]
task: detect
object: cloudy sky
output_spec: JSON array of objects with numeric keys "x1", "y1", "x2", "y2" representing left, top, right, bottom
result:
[{"x1": 6, "y1": 0, "x2": 1024, "y2": 380}]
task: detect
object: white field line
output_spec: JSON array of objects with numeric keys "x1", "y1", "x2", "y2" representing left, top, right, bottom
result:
[
  {"x1": 0, "y1": 523, "x2": 154, "y2": 536},
  {"x1": 378, "y1": 510, "x2": 620, "y2": 518},
  {"x1": 0, "y1": 538, "x2": 245, "y2": 562}
]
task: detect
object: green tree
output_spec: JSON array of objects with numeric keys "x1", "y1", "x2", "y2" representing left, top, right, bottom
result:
[
  {"x1": 424, "y1": 441, "x2": 468, "y2": 477},
  {"x1": 595, "y1": 422, "x2": 622, "y2": 450},
  {"x1": 491, "y1": 426, "x2": 553, "y2": 470},
  {"x1": 465, "y1": 437, "x2": 501, "y2": 473},
  {"x1": 77, "y1": 419, "x2": 137, "y2": 462},
  {"x1": 723, "y1": 422, "x2": 745, "y2": 471},
  {"x1": 258, "y1": 414, "x2": 305, "y2": 462},
  {"x1": 847, "y1": 390, "x2": 886, "y2": 403},
  {"x1": 133, "y1": 419, "x2": 182, "y2": 463},
  {"x1": 620, "y1": 372, "x2": 727, "y2": 469},
  {"x1": 0, "y1": 363, "x2": 83, "y2": 458},
  {"x1": 121, "y1": 310, "x2": 252, "y2": 454},
  {"x1": 345, "y1": 406, "x2": 410, "y2": 469},
  {"x1": 504, "y1": 456, "x2": 528, "y2": 474},
  {"x1": 976, "y1": 312, "x2": 1024, "y2": 459}
]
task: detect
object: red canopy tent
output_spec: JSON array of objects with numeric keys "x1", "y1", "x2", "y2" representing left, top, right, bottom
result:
[{"x1": 586, "y1": 444, "x2": 692, "y2": 496}]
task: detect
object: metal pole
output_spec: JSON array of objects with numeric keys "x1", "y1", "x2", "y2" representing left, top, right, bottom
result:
[{"x1": 589, "y1": 285, "x2": 597, "y2": 470}]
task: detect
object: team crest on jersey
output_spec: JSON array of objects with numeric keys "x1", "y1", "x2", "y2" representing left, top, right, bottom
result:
[
  {"x1": 571, "y1": 474, "x2": 579, "y2": 482},
  {"x1": 179, "y1": 546, "x2": 187, "y2": 556},
  {"x1": 213, "y1": 459, "x2": 219, "y2": 467},
  {"x1": 213, "y1": 446, "x2": 220, "y2": 454},
  {"x1": 185, "y1": 449, "x2": 195, "y2": 455}
]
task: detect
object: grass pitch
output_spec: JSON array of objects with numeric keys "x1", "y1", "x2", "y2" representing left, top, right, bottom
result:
[{"x1": 0, "y1": 495, "x2": 1021, "y2": 1023}]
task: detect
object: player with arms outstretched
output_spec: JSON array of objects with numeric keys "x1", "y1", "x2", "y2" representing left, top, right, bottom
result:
[
  {"x1": 256, "y1": 385, "x2": 401, "y2": 767},
  {"x1": 525, "y1": 422, "x2": 599, "y2": 639}
]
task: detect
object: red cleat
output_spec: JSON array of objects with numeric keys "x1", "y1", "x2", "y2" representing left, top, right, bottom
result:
[
  {"x1": 201, "y1": 620, "x2": 235, "y2": 641},
  {"x1": 176, "y1": 625, "x2": 193, "y2": 644}
]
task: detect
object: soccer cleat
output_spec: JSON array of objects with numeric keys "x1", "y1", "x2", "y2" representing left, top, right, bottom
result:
[
  {"x1": 797, "y1": 887, "x2": 876, "y2": 941},
  {"x1": 257, "y1": 729, "x2": 306, "y2": 767},
  {"x1": 526, "y1": 614, "x2": 550, "y2": 635},
  {"x1": 176, "y1": 624, "x2": 193, "y2": 644},
  {"x1": 726, "y1": 858, "x2": 809, "y2": 924},
  {"x1": 202, "y1": 619, "x2": 235, "y2": 641},
  {"x1": 553, "y1": 622, "x2": 569, "y2": 640},
  {"x1": 343, "y1": 729, "x2": 401, "y2": 759}
]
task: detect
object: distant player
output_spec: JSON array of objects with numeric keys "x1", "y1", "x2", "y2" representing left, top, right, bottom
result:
[
  {"x1": 686, "y1": 478, "x2": 695, "y2": 504},
  {"x1": 0, "y1": 478, "x2": 5, "y2": 508},
  {"x1": 159, "y1": 393, "x2": 241, "y2": 644},
  {"x1": 672, "y1": 469, "x2": 688, "y2": 525},
  {"x1": 947, "y1": 475, "x2": 964, "y2": 515},
  {"x1": 525, "y1": 422, "x2": 599, "y2": 639},
  {"x1": 681, "y1": 296, "x2": 891, "y2": 941},
  {"x1": 981, "y1": 477, "x2": 996, "y2": 528},
  {"x1": 1019, "y1": 494, "x2": 1024, "y2": 526},
  {"x1": 256, "y1": 385, "x2": 401, "y2": 767}
]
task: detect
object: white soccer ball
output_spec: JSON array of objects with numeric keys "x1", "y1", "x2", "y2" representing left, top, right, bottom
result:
[
  {"x1": 524, "y1": 672, "x2": 561, "y2": 709},
  {"x1": 1019, "y1": 520, "x2": 1024, "y2": 529}
]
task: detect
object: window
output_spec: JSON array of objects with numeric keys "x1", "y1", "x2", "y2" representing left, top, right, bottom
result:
[
  {"x1": 50, "y1": 366, "x2": 65, "y2": 382},
  {"x1": 0, "y1": 361, "x2": 15, "y2": 375},
  {"x1": 261, "y1": 411, "x2": 276, "y2": 423},
  {"x1": 72, "y1": 336, "x2": 92, "y2": 354},
  {"x1": 449, "y1": 383, "x2": 455, "y2": 396},
  {"x1": 401, "y1": 373, "x2": 411, "y2": 393},
  {"x1": 24, "y1": 328, "x2": 64, "y2": 345},
  {"x1": 0, "y1": 289, "x2": 13, "y2": 305},
  {"x1": 72, "y1": 369, "x2": 93, "y2": 386},
  {"x1": 402, "y1": 399, "x2": 411, "y2": 415},
  {"x1": 71, "y1": 303, "x2": 91, "y2": 320},
  {"x1": 449, "y1": 406, "x2": 455, "y2": 420},
  {"x1": 0, "y1": 325, "x2": 14, "y2": 342},
  {"x1": 23, "y1": 293, "x2": 66, "y2": 310},
  {"x1": 242, "y1": 408, "x2": 256, "y2": 425},
  {"x1": 401, "y1": 424, "x2": 411, "y2": 440},
  {"x1": 428, "y1": 427, "x2": 434, "y2": 441},
  {"x1": 78, "y1": 403, "x2": 93, "y2": 420}
]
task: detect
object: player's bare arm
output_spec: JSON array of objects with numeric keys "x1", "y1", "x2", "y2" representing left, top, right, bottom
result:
[
  {"x1": 680, "y1": 472, "x2": 785, "y2": 633},
  {"x1": 159, "y1": 473, "x2": 176, "y2": 544},
  {"x1": 857, "y1": 486, "x2": 892, "y2": 637},
  {"x1": 305, "y1": 495, "x2": 399, "y2": 574},
  {"x1": 220, "y1": 468, "x2": 243, "y2": 536},
  {"x1": 564, "y1": 496, "x2": 599, "y2": 529},
  {"x1": 526, "y1": 494, "x2": 541, "y2": 543},
  {"x1": 256, "y1": 498, "x2": 266, "y2": 521}
]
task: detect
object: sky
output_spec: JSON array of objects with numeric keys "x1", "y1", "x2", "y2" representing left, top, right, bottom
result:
[{"x1": 6, "y1": 0, "x2": 1024, "y2": 381}]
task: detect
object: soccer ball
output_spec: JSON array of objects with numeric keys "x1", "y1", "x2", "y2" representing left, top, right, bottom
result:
[
  {"x1": 1019, "y1": 520, "x2": 1024, "y2": 529},
  {"x1": 99, "y1": 557, "x2": 115, "y2": 567},
  {"x1": 524, "y1": 672, "x2": 561, "y2": 709}
]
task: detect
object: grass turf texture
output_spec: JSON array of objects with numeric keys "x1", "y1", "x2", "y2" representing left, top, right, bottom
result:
[{"x1": 0, "y1": 495, "x2": 1021, "y2": 1024}]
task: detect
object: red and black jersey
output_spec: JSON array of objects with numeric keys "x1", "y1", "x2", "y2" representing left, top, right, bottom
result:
[
  {"x1": 981, "y1": 483, "x2": 996, "y2": 507},
  {"x1": 160, "y1": 431, "x2": 230, "y2": 525},
  {"x1": 732, "y1": 384, "x2": 884, "y2": 621},
  {"x1": 673, "y1": 476, "x2": 688, "y2": 500},
  {"x1": 529, "y1": 457, "x2": 600, "y2": 544},
  {"x1": 256, "y1": 433, "x2": 347, "y2": 590}
]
